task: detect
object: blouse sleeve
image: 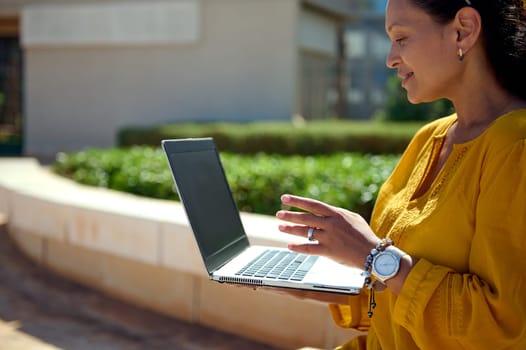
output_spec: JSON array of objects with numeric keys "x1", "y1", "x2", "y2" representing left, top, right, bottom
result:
[
  {"x1": 392, "y1": 139, "x2": 526, "y2": 349},
  {"x1": 329, "y1": 292, "x2": 371, "y2": 331}
]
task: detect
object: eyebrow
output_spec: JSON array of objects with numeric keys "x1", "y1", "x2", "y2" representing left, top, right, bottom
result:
[{"x1": 386, "y1": 22, "x2": 404, "y2": 33}]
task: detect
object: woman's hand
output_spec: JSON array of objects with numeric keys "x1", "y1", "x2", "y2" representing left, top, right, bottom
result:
[
  {"x1": 276, "y1": 194, "x2": 381, "y2": 269},
  {"x1": 233, "y1": 284, "x2": 352, "y2": 304},
  {"x1": 258, "y1": 287, "x2": 353, "y2": 304}
]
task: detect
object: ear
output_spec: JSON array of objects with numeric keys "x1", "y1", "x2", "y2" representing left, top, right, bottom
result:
[{"x1": 454, "y1": 7, "x2": 482, "y2": 54}]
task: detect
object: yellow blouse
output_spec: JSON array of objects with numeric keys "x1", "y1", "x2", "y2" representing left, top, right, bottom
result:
[{"x1": 330, "y1": 110, "x2": 526, "y2": 349}]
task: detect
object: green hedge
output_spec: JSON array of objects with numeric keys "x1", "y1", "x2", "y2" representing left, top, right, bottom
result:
[
  {"x1": 118, "y1": 121, "x2": 423, "y2": 155},
  {"x1": 52, "y1": 146, "x2": 400, "y2": 220}
]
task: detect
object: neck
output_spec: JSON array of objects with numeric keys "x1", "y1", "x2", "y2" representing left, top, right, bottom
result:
[
  {"x1": 452, "y1": 83, "x2": 526, "y2": 131},
  {"x1": 448, "y1": 76, "x2": 526, "y2": 144},
  {"x1": 449, "y1": 42, "x2": 526, "y2": 129}
]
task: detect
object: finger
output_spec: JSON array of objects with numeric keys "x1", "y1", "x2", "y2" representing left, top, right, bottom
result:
[
  {"x1": 281, "y1": 194, "x2": 335, "y2": 217},
  {"x1": 278, "y1": 224, "x2": 325, "y2": 240},
  {"x1": 287, "y1": 242, "x2": 326, "y2": 256},
  {"x1": 276, "y1": 210, "x2": 326, "y2": 228}
]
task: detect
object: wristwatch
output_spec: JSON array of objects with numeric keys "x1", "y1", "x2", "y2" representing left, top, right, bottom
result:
[{"x1": 371, "y1": 247, "x2": 404, "y2": 283}]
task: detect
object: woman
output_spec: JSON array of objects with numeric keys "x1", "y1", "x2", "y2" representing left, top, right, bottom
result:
[{"x1": 276, "y1": 0, "x2": 526, "y2": 349}]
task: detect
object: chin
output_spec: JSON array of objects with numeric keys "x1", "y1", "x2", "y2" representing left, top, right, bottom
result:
[
  {"x1": 406, "y1": 90, "x2": 435, "y2": 105},
  {"x1": 405, "y1": 93, "x2": 423, "y2": 104}
]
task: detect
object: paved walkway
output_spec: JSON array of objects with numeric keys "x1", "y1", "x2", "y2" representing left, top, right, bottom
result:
[{"x1": 0, "y1": 223, "x2": 283, "y2": 350}]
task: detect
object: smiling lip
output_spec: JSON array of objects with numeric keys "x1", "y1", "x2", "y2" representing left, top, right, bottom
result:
[{"x1": 400, "y1": 72, "x2": 414, "y2": 88}]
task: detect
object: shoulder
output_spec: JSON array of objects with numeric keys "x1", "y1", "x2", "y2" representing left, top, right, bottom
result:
[
  {"x1": 482, "y1": 109, "x2": 526, "y2": 153},
  {"x1": 494, "y1": 109, "x2": 526, "y2": 135}
]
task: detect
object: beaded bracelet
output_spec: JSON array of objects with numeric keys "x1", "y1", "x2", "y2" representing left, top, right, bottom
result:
[{"x1": 361, "y1": 238, "x2": 394, "y2": 317}]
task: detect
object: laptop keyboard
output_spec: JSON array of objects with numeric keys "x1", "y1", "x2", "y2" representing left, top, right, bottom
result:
[{"x1": 236, "y1": 250, "x2": 318, "y2": 281}]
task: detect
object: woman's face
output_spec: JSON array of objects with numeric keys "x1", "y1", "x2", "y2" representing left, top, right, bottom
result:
[{"x1": 385, "y1": 0, "x2": 460, "y2": 104}]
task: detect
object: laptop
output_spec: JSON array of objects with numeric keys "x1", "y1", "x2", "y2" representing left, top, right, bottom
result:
[{"x1": 162, "y1": 138, "x2": 364, "y2": 295}]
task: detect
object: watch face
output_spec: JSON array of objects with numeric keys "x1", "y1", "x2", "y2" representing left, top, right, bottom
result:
[{"x1": 373, "y1": 252, "x2": 399, "y2": 277}]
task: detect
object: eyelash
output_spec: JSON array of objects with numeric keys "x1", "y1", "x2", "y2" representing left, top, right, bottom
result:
[{"x1": 395, "y1": 38, "x2": 406, "y2": 46}]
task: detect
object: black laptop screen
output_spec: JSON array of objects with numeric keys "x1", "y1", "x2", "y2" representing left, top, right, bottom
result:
[{"x1": 167, "y1": 144, "x2": 249, "y2": 269}]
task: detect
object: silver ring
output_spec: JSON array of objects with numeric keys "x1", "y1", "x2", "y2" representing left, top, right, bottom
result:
[{"x1": 307, "y1": 227, "x2": 315, "y2": 241}]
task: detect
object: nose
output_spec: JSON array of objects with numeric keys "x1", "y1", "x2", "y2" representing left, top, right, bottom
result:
[{"x1": 385, "y1": 43, "x2": 400, "y2": 69}]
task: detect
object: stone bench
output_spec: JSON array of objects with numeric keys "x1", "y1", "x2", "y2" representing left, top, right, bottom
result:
[{"x1": 0, "y1": 158, "x2": 361, "y2": 349}]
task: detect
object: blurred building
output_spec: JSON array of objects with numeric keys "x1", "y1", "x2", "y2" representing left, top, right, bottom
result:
[
  {"x1": 0, "y1": 0, "x2": 389, "y2": 158},
  {"x1": 0, "y1": 12, "x2": 21, "y2": 156},
  {"x1": 346, "y1": 0, "x2": 391, "y2": 120}
]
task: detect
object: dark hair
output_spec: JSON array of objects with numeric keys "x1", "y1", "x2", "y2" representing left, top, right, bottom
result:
[{"x1": 410, "y1": 0, "x2": 526, "y2": 100}]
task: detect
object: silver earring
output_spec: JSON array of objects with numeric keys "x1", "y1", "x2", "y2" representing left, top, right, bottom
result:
[{"x1": 458, "y1": 48, "x2": 465, "y2": 62}]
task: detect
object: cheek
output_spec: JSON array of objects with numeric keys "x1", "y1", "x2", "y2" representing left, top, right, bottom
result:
[
  {"x1": 410, "y1": 64, "x2": 458, "y2": 103},
  {"x1": 405, "y1": 36, "x2": 451, "y2": 68}
]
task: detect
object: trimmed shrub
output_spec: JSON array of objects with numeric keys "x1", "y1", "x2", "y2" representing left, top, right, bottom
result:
[
  {"x1": 118, "y1": 120, "x2": 423, "y2": 155},
  {"x1": 52, "y1": 147, "x2": 400, "y2": 220}
]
